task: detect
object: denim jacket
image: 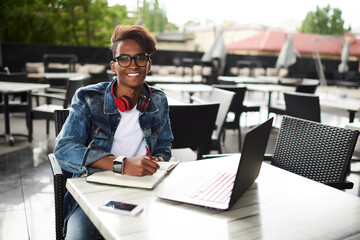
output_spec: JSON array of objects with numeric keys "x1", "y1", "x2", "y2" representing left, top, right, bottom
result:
[{"x1": 53, "y1": 79, "x2": 173, "y2": 233}]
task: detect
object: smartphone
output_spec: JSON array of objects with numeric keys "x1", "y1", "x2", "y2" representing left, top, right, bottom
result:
[{"x1": 98, "y1": 200, "x2": 143, "y2": 216}]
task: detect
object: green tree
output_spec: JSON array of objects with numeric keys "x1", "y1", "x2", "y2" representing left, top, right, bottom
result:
[
  {"x1": 0, "y1": 0, "x2": 177, "y2": 46},
  {"x1": 298, "y1": 5, "x2": 349, "y2": 35},
  {"x1": 0, "y1": 0, "x2": 131, "y2": 46},
  {"x1": 138, "y1": 0, "x2": 176, "y2": 33},
  {"x1": 0, "y1": 0, "x2": 60, "y2": 44},
  {"x1": 54, "y1": 0, "x2": 119, "y2": 46}
]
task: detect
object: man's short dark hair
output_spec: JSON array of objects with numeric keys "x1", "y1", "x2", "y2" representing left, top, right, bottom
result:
[{"x1": 110, "y1": 25, "x2": 156, "y2": 58}]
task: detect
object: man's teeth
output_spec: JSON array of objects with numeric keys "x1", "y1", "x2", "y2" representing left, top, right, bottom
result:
[{"x1": 128, "y1": 73, "x2": 139, "y2": 76}]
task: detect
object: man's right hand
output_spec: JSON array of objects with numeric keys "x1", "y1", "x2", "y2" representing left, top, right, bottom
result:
[{"x1": 123, "y1": 156, "x2": 160, "y2": 176}]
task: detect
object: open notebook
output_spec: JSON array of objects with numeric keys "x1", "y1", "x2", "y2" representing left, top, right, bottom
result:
[{"x1": 86, "y1": 161, "x2": 178, "y2": 189}]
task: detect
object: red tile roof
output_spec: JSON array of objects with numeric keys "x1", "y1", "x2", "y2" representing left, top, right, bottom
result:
[{"x1": 226, "y1": 30, "x2": 360, "y2": 57}]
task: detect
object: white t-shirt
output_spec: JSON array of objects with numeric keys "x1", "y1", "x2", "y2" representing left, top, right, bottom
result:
[{"x1": 110, "y1": 106, "x2": 146, "y2": 157}]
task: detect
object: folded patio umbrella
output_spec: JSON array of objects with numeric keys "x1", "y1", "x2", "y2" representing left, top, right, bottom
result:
[
  {"x1": 201, "y1": 29, "x2": 227, "y2": 75},
  {"x1": 338, "y1": 39, "x2": 350, "y2": 73},
  {"x1": 275, "y1": 35, "x2": 299, "y2": 70}
]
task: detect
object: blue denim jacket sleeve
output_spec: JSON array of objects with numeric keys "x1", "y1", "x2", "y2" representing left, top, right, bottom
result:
[{"x1": 54, "y1": 85, "x2": 114, "y2": 175}]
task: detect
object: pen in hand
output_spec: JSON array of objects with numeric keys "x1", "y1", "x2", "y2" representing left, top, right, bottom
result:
[{"x1": 145, "y1": 146, "x2": 154, "y2": 161}]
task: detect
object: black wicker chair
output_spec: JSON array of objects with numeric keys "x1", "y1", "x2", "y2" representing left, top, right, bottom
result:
[
  {"x1": 29, "y1": 78, "x2": 83, "y2": 138},
  {"x1": 212, "y1": 85, "x2": 247, "y2": 151},
  {"x1": 268, "y1": 82, "x2": 318, "y2": 118},
  {"x1": 169, "y1": 103, "x2": 219, "y2": 159},
  {"x1": 48, "y1": 109, "x2": 72, "y2": 240},
  {"x1": 265, "y1": 115, "x2": 359, "y2": 190},
  {"x1": 192, "y1": 88, "x2": 235, "y2": 154}
]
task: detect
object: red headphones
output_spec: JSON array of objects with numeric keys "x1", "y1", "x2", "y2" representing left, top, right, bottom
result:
[{"x1": 111, "y1": 80, "x2": 152, "y2": 113}]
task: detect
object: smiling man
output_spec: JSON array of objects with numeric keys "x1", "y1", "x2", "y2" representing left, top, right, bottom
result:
[{"x1": 54, "y1": 25, "x2": 173, "y2": 239}]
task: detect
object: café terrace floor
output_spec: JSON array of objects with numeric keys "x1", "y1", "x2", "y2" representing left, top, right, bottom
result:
[{"x1": 0, "y1": 87, "x2": 359, "y2": 239}]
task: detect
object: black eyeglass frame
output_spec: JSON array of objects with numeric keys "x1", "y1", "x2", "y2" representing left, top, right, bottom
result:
[{"x1": 113, "y1": 54, "x2": 150, "y2": 67}]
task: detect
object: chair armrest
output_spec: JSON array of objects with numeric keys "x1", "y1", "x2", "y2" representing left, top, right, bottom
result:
[
  {"x1": 48, "y1": 153, "x2": 63, "y2": 176},
  {"x1": 48, "y1": 153, "x2": 66, "y2": 239}
]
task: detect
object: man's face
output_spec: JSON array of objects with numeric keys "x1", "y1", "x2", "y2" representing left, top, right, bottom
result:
[{"x1": 110, "y1": 39, "x2": 151, "y2": 89}]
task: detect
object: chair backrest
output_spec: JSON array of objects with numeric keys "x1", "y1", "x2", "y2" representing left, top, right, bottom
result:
[
  {"x1": 295, "y1": 83, "x2": 318, "y2": 94},
  {"x1": 169, "y1": 103, "x2": 219, "y2": 159},
  {"x1": 272, "y1": 115, "x2": 359, "y2": 188},
  {"x1": 284, "y1": 92, "x2": 321, "y2": 123},
  {"x1": 212, "y1": 85, "x2": 247, "y2": 121},
  {"x1": 63, "y1": 77, "x2": 84, "y2": 108},
  {"x1": 54, "y1": 109, "x2": 70, "y2": 136},
  {"x1": 43, "y1": 54, "x2": 77, "y2": 73},
  {"x1": 209, "y1": 87, "x2": 235, "y2": 139},
  {"x1": 51, "y1": 109, "x2": 71, "y2": 240}
]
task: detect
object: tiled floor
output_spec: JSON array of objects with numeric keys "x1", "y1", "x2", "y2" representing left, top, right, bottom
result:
[
  {"x1": 0, "y1": 114, "x2": 56, "y2": 239},
  {"x1": 0, "y1": 88, "x2": 359, "y2": 239}
]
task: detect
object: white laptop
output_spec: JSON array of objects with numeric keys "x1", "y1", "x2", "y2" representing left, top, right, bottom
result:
[{"x1": 155, "y1": 117, "x2": 273, "y2": 210}]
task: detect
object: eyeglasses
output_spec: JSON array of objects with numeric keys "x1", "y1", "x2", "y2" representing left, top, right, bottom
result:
[{"x1": 113, "y1": 54, "x2": 150, "y2": 67}]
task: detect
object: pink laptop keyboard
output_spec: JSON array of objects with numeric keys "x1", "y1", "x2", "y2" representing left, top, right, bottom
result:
[{"x1": 190, "y1": 172, "x2": 235, "y2": 203}]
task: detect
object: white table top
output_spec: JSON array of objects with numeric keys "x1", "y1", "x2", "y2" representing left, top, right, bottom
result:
[
  {"x1": 0, "y1": 81, "x2": 50, "y2": 93},
  {"x1": 66, "y1": 158, "x2": 360, "y2": 240},
  {"x1": 319, "y1": 93, "x2": 360, "y2": 112},
  {"x1": 219, "y1": 76, "x2": 303, "y2": 86},
  {"x1": 240, "y1": 83, "x2": 296, "y2": 93},
  {"x1": 28, "y1": 72, "x2": 90, "y2": 80},
  {"x1": 345, "y1": 121, "x2": 360, "y2": 131},
  {"x1": 240, "y1": 84, "x2": 359, "y2": 118},
  {"x1": 166, "y1": 97, "x2": 189, "y2": 106},
  {"x1": 44, "y1": 72, "x2": 90, "y2": 79},
  {"x1": 219, "y1": 75, "x2": 280, "y2": 84}
]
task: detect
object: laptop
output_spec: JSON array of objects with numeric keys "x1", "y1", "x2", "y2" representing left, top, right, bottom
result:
[{"x1": 155, "y1": 117, "x2": 273, "y2": 210}]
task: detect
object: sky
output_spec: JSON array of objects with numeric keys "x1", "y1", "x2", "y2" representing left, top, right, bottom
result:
[{"x1": 108, "y1": 0, "x2": 359, "y2": 31}]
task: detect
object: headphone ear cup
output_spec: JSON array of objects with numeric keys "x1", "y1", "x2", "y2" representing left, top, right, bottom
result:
[{"x1": 114, "y1": 96, "x2": 132, "y2": 112}]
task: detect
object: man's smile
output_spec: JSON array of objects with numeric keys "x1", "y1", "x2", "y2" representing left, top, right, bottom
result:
[{"x1": 127, "y1": 73, "x2": 140, "y2": 77}]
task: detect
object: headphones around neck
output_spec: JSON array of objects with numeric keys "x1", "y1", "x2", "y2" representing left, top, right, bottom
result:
[{"x1": 111, "y1": 80, "x2": 152, "y2": 113}]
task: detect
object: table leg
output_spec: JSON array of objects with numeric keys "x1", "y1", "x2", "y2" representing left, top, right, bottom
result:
[
  {"x1": 189, "y1": 92, "x2": 194, "y2": 103},
  {"x1": 3, "y1": 94, "x2": 15, "y2": 146},
  {"x1": 348, "y1": 110, "x2": 356, "y2": 123},
  {"x1": 27, "y1": 91, "x2": 33, "y2": 142},
  {"x1": 266, "y1": 91, "x2": 273, "y2": 119}
]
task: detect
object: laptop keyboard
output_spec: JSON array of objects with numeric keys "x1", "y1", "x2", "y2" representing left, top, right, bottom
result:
[{"x1": 190, "y1": 172, "x2": 235, "y2": 203}]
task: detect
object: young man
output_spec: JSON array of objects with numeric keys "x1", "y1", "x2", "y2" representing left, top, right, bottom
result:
[{"x1": 54, "y1": 25, "x2": 173, "y2": 239}]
